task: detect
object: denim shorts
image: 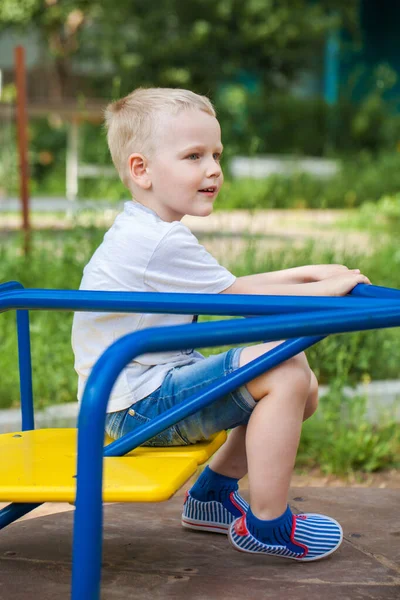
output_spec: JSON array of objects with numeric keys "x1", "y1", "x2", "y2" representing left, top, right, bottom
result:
[{"x1": 105, "y1": 347, "x2": 256, "y2": 446}]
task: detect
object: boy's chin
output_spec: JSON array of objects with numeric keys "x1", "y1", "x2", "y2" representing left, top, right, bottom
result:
[{"x1": 193, "y1": 202, "x2": 214, "y2": 217}]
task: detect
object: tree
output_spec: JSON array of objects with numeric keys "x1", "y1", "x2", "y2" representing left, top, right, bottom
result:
[
  {"x1": 1, "y1": 0, "x2": 359, "y2": 101},
  {"x1": 1, "y1": 0, "x2": 96, "y2": 100}
]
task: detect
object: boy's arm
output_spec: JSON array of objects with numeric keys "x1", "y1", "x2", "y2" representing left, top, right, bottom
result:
[
  {"x1": 221, "y1": 270, "x2": 370, "y2": 297},
  {"x1": 231, "y1": 264, "x2": 362, "y2": 287}
]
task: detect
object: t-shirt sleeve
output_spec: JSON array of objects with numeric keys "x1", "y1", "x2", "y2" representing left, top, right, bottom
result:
[{"x1": 144, "y1": 223, "x2": 236, "y2": 293}]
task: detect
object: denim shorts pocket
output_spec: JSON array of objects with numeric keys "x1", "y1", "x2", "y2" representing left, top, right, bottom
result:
[
  {"x1": 125, "y1": 407, "x2": 189, "y2": 447},
  {"x1": 105, "y1": 410, "x2": 126, "y2": 440}
]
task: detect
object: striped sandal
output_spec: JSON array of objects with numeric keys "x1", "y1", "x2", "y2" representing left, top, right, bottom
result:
[
  {"x1": 182, "y1": 490, "x2": 248, "y2": 534},
  {"x1": 228, "y1": 511, "x2": 343, "y2": 561}
]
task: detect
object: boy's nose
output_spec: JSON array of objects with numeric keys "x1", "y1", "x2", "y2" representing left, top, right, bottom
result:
[{"x1": 206, "y1": 159, "x2": 222, "y2": 178}]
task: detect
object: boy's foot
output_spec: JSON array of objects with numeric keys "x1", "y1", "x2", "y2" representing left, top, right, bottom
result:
[
  {"x1": 181, "y1": 490, "x2": 249, "y2": 534},
  {"x1": 228, "y1": 512, "x2": 343, "y2": 561}
]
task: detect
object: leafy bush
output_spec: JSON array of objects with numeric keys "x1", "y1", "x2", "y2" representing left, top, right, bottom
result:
[
  {"x1": 215, "y1": 152, "x2": 400, "y2": 210},
  {"x1": 218, "y1": 87, "x2": 400, "y2": 159},
  {"x1": 0, "y1": 227, "x2": 104, "y2": 409},
  {"x1": 342, "y1": 193, "x2": 400, "y2": 233},
  {"x1": 298, "y1": 383, "x2": 400, "y2": 474}
]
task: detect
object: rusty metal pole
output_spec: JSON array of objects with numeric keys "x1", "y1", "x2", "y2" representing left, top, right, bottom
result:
[{"x1": 14, "y1": 46, "x2": 30, "y2": 254}]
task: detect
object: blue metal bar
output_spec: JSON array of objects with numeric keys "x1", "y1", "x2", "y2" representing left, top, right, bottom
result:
[
  {"x1": 351, "y1": 283, "x2": 400, "y2": 299},
  {"x1": 0, "y1": 281, "x2": 25, "y2": 293},
  {"x1": 72, "y1": 300, "x2": 400, "y2": 599},
  {"x1": 0, "y1": 502, "x2": 41, "y2": 530},
  {"x1": 16, "y1": 309, "x2": 34, "y2": 431},
  {"x1": 0, "y1": 281, "x2": 34, "y2": 430},
  {"x1": 0, "y1": 282, "x2": 36, "y2": 531},
  {"x1": 0, "y1": 286, "x2": 399, "y2": 317}
]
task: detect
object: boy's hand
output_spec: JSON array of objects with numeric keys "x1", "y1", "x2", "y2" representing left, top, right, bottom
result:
[
  {"x1": 315, "y1": 272, "x2": 371, "y2": 296},
  {"x1": 306, "y1": 264, "x2": 362, "y2": 282}
]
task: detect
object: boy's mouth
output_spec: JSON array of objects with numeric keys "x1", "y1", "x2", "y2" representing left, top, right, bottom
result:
[{"x1": 198, "y1": 186, "x2": 217, "y2": 195}]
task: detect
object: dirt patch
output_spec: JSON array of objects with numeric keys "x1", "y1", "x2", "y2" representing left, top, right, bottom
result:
[{"x1": 291, "y1": 468, "x2": 400, "y2": 489}]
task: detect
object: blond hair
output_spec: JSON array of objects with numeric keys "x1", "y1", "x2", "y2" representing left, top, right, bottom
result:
[{"x1": 104, "y1": 87, "x2": 216, "y2": 190}]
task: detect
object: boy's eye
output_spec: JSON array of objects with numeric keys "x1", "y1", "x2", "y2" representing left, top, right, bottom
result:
[{"x1": 186, "y1": 152, "x2": 223, "y2": 161}]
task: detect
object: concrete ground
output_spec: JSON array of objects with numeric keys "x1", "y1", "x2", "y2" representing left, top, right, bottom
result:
[{"x1": 0, "y1": 486, "x2": 399, "y2": 600}]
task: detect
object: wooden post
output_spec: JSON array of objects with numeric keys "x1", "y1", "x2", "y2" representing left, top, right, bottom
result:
[{"x1": 14, "y1": 46, "x2": 30, "y2": 254}]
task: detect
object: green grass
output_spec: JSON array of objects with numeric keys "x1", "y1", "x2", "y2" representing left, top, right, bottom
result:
[{"x1": 297, "y1": 385, "x2": 400, "y2": 475}]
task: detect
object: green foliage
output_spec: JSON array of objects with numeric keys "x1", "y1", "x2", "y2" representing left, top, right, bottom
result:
[
  {"x1": 80, "y1": 0, "x2": 356, "y2": 99},
  {"x1": 0, "y1": 128, "x2": 18, "y2": 197},
  {"x1": 343, "y1": 193, "x2": 400, "y2": 233},
  {"x1": 215, "y1": 152, "x2": 400, "y2": 210},
  {"x1": 333, "y1": 64, "x2": 400, "y2": 154},
  {"x1": 29, "y1": 118, "x2": 68, "y2": 194},
  {"x1": 0, "y1": 0, "x2": 357, "y2": 106},
  {"x1": 216, "y1": 73, "x2": 400, "y2": 159},
  {"x1": 298, "y1": 383, "x2": 400, "y2": 474},
  {"x1": 0, "y1": 0, "x2": 39, "y2": 24},
  {"x1": 0, "y1": 227, "x2": 104, "y2": 409}
]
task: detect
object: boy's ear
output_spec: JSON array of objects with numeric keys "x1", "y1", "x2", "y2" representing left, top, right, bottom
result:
[{"x1": 128, "y1": 153, "x2": 151, "y2": 189}]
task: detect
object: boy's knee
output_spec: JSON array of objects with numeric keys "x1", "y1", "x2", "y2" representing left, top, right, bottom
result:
[
  {"x1": 245, "y1": 351, "x2": 312, "y2": 402},
  {"x1": 304, "y1": 371, "x2": 319, "y2": 419},
  {"x1": 283, "y1": 355, "x2": 312, "y2": 393}
]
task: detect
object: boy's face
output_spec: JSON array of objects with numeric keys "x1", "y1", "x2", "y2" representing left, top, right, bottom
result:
[{"x1": 145, "y1": 108, "x2": 224, "y2": 222}]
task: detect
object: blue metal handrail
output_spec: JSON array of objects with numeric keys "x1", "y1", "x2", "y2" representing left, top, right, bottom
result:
[
  {"x1": 1, "y1": 285, "x2": 400, "y2": 316},
  {"x1": 0, "y1": 282, "x2": 34, "y2": 431}
]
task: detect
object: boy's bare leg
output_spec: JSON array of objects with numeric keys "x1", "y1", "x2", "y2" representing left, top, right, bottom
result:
[
  {"x1": 208, "y1": 424, "x2": 248, "y2": 479},
  {"x1": 183, "y1": 345, "x2": 342, "y2": 561},
  {"x1": 209, "y1": 371, "x2": 317, "y2": 481},
  {"x1": 209, "y1": 343, "x2": 317, "y2": 519},
  {"x1": 245, "y1": 362, "x2": 310, "y2": 520}
]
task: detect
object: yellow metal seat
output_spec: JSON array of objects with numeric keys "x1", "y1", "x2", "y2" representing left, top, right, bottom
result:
[{"x1": 0, "y1": 428, "x2": 227, "y2": 503}]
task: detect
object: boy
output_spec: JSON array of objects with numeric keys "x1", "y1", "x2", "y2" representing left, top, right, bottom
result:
[{"x1": 72, "y1": 88, "x2": 370, "y2": 561}]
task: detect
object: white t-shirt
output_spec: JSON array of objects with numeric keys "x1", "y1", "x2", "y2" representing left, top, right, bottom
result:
[{"x1": 71, "y1": 201, "x2": 236, "y2": 412}]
